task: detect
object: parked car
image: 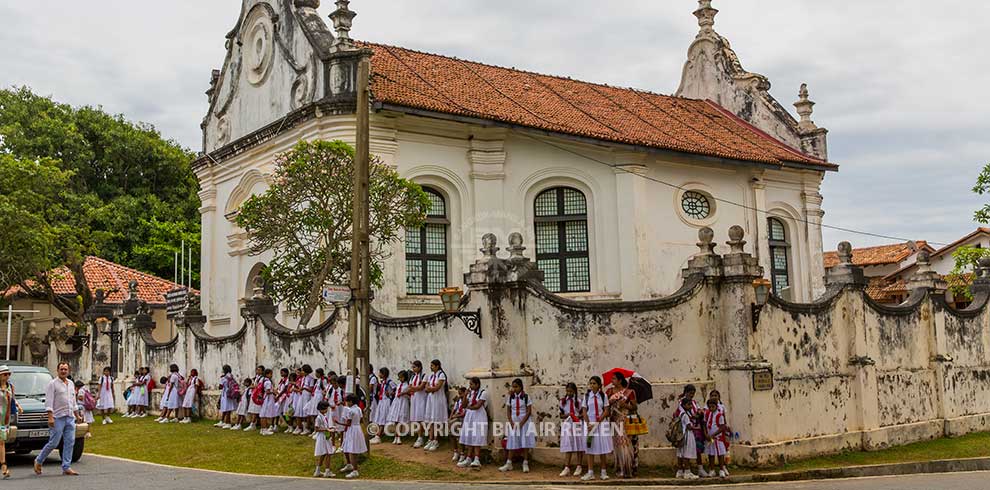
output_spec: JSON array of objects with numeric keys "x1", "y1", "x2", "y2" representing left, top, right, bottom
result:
[{"x1": 4, "y1": 362, "x2": 89, "y2": 462}]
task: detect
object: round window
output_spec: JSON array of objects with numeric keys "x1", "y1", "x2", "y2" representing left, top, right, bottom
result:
[{"x1": 681, "y1": 191, "x2": 711, "y2": 220}]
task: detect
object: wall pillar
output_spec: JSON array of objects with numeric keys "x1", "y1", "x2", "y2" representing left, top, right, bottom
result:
[
  {"x1": 614, "y1": 156, "x2": 649, "y2": 299},
  {"x1": 802, "y1": 188, "x2": 826, "y2": 299},
  {"x1": 468, "y1": 129, "x2": 509, "y2": 246}
]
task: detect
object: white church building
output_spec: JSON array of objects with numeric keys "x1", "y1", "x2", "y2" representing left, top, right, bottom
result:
[{"x1": 194, "y1": 0, "x2": 836, "y2": 331}]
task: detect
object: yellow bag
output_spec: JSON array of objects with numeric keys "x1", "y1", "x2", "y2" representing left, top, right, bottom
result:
[{"x1": 625, "y1": 414, "x2": 649, "y2": 436}]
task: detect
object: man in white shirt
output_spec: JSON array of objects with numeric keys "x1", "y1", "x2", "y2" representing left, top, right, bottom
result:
[{"x1": 33, "y1": 362, "x2": 82, "y2": 476}]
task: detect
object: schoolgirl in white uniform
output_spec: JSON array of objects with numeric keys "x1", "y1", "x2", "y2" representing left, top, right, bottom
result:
[
  {"x1": 339, "y1": 394, "x2": 367, "y2": 479},
  {"x1": 159, "y1": 364, "x2": 182, "y2": 423},
  {"x1": 499, "y1": 378, "x2": 535, "y2": 473},
  {"x1": 581, "y1": 375, "x2": 612, "y2": 481},
  {"x1": 231, "y1": 377, "x2": 253, "y2": 430},
  {"x1": 290, "y1": 368, "x2": 305, "y2": 434},
  {"x1": 367, "y1": 366, "x2": 379, "y2": 419},
  {"x1": 387, "y1": 370, "x2": 411, "y2": 444},
  {"x1": 408, "y1": 360, "x2": 428, "y2": 448},
  {"x1": 304, "y1": 368, "x2": 326, "y2": 418},
  {"x1": 124, "y1": 369, "x2": 142, "y2": 418},
  {"x1": 75, "y1": 380, "x2": 95, "y2": 427},
  {"x1": 703, "y1": 397, "x2": 730, "y2": 478},
  {"x1": 179, "y1": 368, "x2": 201, "y2": 424},
  {"x1": 215, "y1": 365, "x2": 238, "y2": 428},
  {"x1": 95, "y1": 367, "x2": 115, "y2": 425},
  {"x1": 275, "y1": 368, "x2": 291, "y2": 432},
  {"x1": 369, "y1": 367, "x2": 394, "y2": 444},
  {"x1": 312, "y1": 400, "x2": 335, "y2": 478},
  {"x1": 328, "y1": 376, "x2": 346, "y2": 453},
  {"x1": 298, "y1": 365, "x2": 315, "y2": 435},
  {"x1": 260, "y1": 369, "x2": 281, "y2": 435},
  {"x1": 136, "y1": 368, "x2": 151, "y2": 416},
  {"x1": 423, "y1": 359, "x2": 449, "y2": 451},
  {"x1": 245, "y1": 365, "x2": 265, "y2": 431},
  {"x1": 676, "y1": 397, "x2": 700, "y2": 479},
  {"x1": 558, "y1": 382, "x2": 585, "y2": 477},
  {"x1": 456, "y1": 377, "x2": 488, "y2": 468}
]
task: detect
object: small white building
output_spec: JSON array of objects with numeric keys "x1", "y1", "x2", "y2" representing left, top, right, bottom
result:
[{"x1": 194, "y1": 0, "x2": 837, "y2": 331}]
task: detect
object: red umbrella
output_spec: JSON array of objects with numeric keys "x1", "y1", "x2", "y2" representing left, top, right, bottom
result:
[
  {"x1": 602, "y1": 368, "x2": 653, "y2": 403},
  {"x1": 602, "y1": 368, "x2": 638, "y2": 386}
]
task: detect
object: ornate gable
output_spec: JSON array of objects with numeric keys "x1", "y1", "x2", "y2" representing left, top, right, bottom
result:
[
  {"x1": 676, "y1": 1, "x2": 828, "y2": 161},
  {"x1": 201, "y1": 0, "x2": 335, "y2": 153}
]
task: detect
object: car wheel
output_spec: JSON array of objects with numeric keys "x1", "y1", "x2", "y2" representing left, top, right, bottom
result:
[
  {"x1": 14, "y1": 449, "x2": 32, "y2": 455},
  {"x1": 72, "y1": 438, "x2": 84, "y2": 463}
]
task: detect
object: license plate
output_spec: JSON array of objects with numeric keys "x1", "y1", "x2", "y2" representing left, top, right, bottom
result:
[{"x1": 27, "y1": 429, "x2": 49, "y2": 438}]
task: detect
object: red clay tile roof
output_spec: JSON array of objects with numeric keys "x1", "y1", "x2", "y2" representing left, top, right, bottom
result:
[
  {"x1": 366, "y1": 42, "x2": 835, "y2": 169},
  {"x1": 6, "y1": 256, "x2": 193, "y2": 306},
  {"x1": 823, "y1": 241, "x2": 933, "y2": 269}
]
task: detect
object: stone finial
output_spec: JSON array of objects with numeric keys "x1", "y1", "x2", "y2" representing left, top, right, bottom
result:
[
  {"x1": 251, "y1": 275, "x2": 267, "y2": 300},
  {"x1": 128, "y1": 279, "x2": 140, "y2": 299},
  {"x1": 978, "y1": 256, "x2": 990, "y2": 279},
  {"x1": 907, "y1": 249, "x2": 946, "y2": 292},
  {"x1": 694, "y1": 0, "x2": 719, "y2": 37},
  {"x1": 794, "y1": 83, "x2": 818, "y2": 131},
  {"x1": 480, "y1": 233, "x2": 499, "y2": 259},
  {"x1": 330, "y1": 0, "x2": 357, "y2": 50},
  {"x1": 507, "y1": 232, "x2": 526, "y2": 261},
  {"x1": 837, "y1": 241, "x2": 853, "y2": 265},
  {"x1": 95, "y1": 288, "x2": 106, "y2": 304},
  {"x1": 726, "y1": 225, "x2": 746, "y2": 254},
  {"x1": 294, "y1": 0, "x2": 320, "y2": 8},
  {"x1": 697, "y1": 227, "x2": 716, "y2": 255}
]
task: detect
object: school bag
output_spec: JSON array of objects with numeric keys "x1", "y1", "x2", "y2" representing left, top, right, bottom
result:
[
  {"x1": 228, "y1": 380, "x2": 242, "y2": 401},
  {"x1": 665, "y1": 415, "x2": 686, "y2": 448},
  {"x1": 147, "y1": 377, "x2": 157, "y2": 392},
  {"x1": 177, "y1": 375, "x2": 188, "y2": 397},
  {"x1": 81, "y1": 389, "x2": 97, "y2": 411},
  {"x1": 251, "y1": 382, "x2": 266, "y2": 406}
]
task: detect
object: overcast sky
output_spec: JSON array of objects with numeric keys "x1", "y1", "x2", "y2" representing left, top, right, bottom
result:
[{"x1": 2, "y1": 1, "x2": 987, "y2": 250}]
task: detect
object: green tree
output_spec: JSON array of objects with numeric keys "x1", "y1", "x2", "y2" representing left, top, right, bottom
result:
[
  {"x1": 236, "y1": 140, "x2": 429, "y2": 328},
  {"x1": 946, "y1": 246, "x2": 990, "y2": 301},
  {"x1": 974, "y1": 162, "x2": 990, "y2": 224},
  {"x1": 0, "y1": 87, "x2": 200, "y2": 322}
]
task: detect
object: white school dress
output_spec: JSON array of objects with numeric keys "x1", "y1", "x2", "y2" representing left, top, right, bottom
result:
[
  {"x1": 458, "y1": 389, "x2": 489, "y2": 447},
  {"x1": 314, "y1": 412, "x2": 334, "y2": 456},
  {"x1": 219, "y1": 374, "x2": 239, "y2": 413},
  {"x1": 409, "y1": 372, "x2": 427, "y2": 423},
  {"x1": 584, "y1": 391, "x2": 613, "y2": 455},
  {"x1": 248, "y1": 375, "x2": 264, "y2": 415},
  {"x1": 559, "y1": 395, "x2": 585, "y2": 453},
  {"x1": 236, "y1": 386, "x2": 251, "y2": 417},
  {"x1": 704, "y1": 408, "x2": 729, "y2": 456},
  {"x1": 77, "y1": 390, "x2": 95, "y2": 423},
  {"x1": 259, "y1": 378, "x2": 280, "y2": 418},
  {"x1": 163, "y1": 373, "x2": 181, "y2": 409},
  {"x1": 275, "y1": 378, "x2": 290, "y2": 416},
  {"x1": 182, "y1": 375, "x2": 199, "y2": 409},
  {"x1": 677, "y1": 411, "x2": 698, "y2": 459},
  {"x1": 368, "y1": 373, "x2": 379, "y2": 417},
  {"x1": 329, "y1": 387, "x2": 346, "y2": 430},
  {"x1": 296, "y1": 374, "x2": 314, "y2": 416},
  {"x1": 341, "y1": 405, "x2": 368, "y2": 454},
  {"x1": 126, "y1": 378, "x2": 142, "y2": 408},
  {"x1": 424, "y1": 371, "x2": 449, "y2": 423},
  {"x1": 288, "y1": 380, "x2": 302, "y2": 416},
  {"x1": 387, "y1": 381, "x2": 411, "y2": 425},
  {"x1": 96, "y1": 375, "x2": 115, "y2": 410},
  {"x1": 505, "y1": 392, "x2": 536, "y2": 450},
  {"x1": 371, "y1": 378, "x2": 394, "y2": 426},
  {"x1": 304, "y1": 377, "x2": 325, "y2": 417},
  {"x1": 137, "y1": 374, "x2": 151, "y2": 407}
]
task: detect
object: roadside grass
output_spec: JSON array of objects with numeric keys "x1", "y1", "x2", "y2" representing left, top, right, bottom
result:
[
  {"x1": 86, "y1": 416, "x2": 990, "y2": 480},
  {"x1": 776, "y1": 431, "x2": 990, "y2": 472},
  {"x1": 85, "y1": 416, "x2": 470, "y2": 481}
]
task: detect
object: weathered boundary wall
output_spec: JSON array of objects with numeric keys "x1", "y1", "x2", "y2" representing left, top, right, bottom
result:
[{"x1": 103, "y1": 230, "x2": 990, "y2": 467}]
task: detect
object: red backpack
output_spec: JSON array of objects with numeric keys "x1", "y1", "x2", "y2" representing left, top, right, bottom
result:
[
  {"x1": 251, "y1": 382, "x2": 266, "y2": 406},
  {"x1": 147, "y1": 377, "x2": 157, "y2": 392},
  {"x1": 176, "y1": 375, "x2": 188, "y2": 397},
  {"x1": 81, "y1": 389, "x2": 96, "y2": 411}
]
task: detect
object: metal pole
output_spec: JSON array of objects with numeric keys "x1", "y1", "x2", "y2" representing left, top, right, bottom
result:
[
  {"x1": 180, "y1": 240, "x2": 185, "y2": 288},
  {"x1": 189, "y1": 246, "x2": 193, "y2": 289},
  {"x1": 174, "y1": 251, "x2": 178, "y2": 284},
  {"x1": 5, "y1": 305, "x2": 11, "y2": 361}
]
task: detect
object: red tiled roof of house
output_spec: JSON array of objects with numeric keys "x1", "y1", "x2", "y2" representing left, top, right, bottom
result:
[
  {"x1": 6, "y1": 256, "x2": 194, "y2": 306},
  {"x1": 823, "y1": 241, "x2": 933, "y2": 269},
  {"x1": 366, "y1": 42, "x2": 835, "y2": 169}
]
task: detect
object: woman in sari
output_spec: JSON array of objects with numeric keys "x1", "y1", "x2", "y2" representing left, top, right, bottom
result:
[
  {"x1": 0, "y1": 365, "x2": 24, "y2": 479},
  {"x1": 606, "y1": 372, "x2": 638, "y2": 478}
]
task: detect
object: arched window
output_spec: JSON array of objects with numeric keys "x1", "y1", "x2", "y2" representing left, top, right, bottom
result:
[
  {"x1": 768, "y1": 218, "x2": 790, "y2": 295},
  {"x1": 405, "y1": 188, "x2": 448, "y2": 295},
  {"x1": 534, "y1": 187, "x2": 590, "y2": 293}
]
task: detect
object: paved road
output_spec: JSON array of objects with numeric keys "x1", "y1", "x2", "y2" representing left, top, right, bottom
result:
[{"x1": 10, "y1": 452, "x2": 990, "y2": 489}]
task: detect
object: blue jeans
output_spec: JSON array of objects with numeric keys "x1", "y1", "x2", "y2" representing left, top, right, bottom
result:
[{"x1": 35, "y1": 415, "x2": 76, "y2": 471}]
